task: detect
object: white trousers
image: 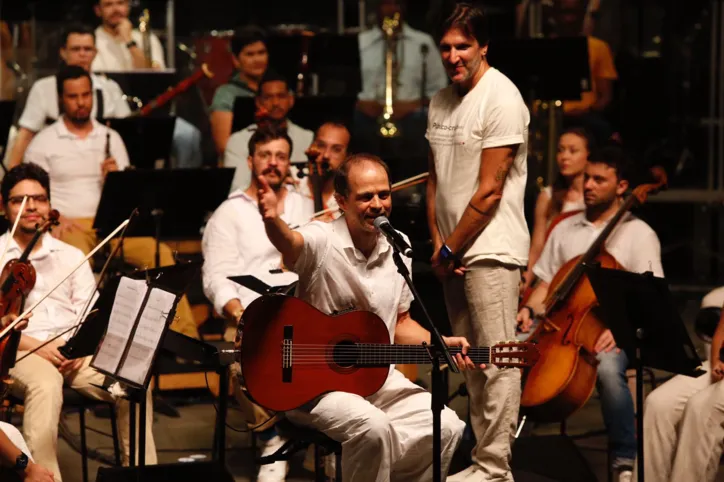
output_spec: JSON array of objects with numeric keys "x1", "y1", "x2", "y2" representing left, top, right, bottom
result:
[
  {"x1": 286, "y1": 369, "x2": 465, "y2": 482},
  {"x1": 639, "y1": 360, "x2": 724, "y2": 482}
]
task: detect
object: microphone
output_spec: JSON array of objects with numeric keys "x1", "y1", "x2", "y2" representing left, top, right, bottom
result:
[{"x1": 374, "y1": 216, "x2": 413, "y2": 258}]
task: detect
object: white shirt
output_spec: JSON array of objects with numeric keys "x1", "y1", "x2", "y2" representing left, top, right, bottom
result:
[
  {"x1": 427, "y1": 67, "x2": 531, "y2": 267},
  {"x1": 92, "y1": 26, "x2": 166, "y2": 72},
  {"x1": 542, "y1": 185, "x2": 585, "y2": 226},
  {"x1": 23, "y1": 118, "x2": 130, "y2": 219},
  {"x1": 18, "y1": 74, "x2": 130, "y2": 132},
  {"x1": 294, "y1": 180, "x2": 341, "y2": 219},
  {"x1": 0, "y1": 422, "x2": 33, "y2": 460},
  {"x1": 293, "y1": 216, "x2": 414, "y2": 348},
  {"x1": 0, "y1": 233, "x2": 96, "y2": 342},
  {"x1": 202, "y1": 188, "x2": 314, "y2": 314},
  {"x1": 358, "y1": 22, "x2": 448, "y2": 102},
  {"x1": 533, "y1": 211, "x2": 664, "y2": 283},
  {"x1": 223, "y1": 120, "x2": 315, "y2": 193}
]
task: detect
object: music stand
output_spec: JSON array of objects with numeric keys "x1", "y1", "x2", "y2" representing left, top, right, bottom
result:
[
  {"x1": 93, "y1": 168, "x2": 234, "y2": 267},
  {"x1": 105, "y1": 117, "x2": 176, "y2": 169},
  {"x1": 0, "y1": 101, "x2": 16, "y2": 172},
  {"x1": 586, "y1": 265, "x2": 705, "y2": 482},
  {"x1": 231, "y1": 96, "x2": 357, "y2": 135}
]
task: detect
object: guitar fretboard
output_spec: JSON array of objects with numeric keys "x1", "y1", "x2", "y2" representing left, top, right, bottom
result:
[{"x1": 355, "y1": 344, "x2": 491, "y2": 365}]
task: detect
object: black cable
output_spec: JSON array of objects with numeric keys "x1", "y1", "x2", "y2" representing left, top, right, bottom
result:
[{"x1": 203, "y1": 366, "x2": 277, "y2": 434}]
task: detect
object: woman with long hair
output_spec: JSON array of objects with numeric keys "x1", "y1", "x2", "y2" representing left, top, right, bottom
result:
[{"x1": 522, "y1": 127, "x2": 595, "y2": 291}]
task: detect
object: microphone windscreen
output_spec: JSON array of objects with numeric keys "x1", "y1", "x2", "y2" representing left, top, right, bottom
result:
[{"x1": 373, "y1": 216, "x2": 390, "y2": 230}]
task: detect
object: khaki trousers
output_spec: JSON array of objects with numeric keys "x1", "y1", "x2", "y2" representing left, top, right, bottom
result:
[
  {"x1": 9, "y1": 353, "x2": 157, "y2": 481},
  {"x1": 443, "y1": 264, "x2": 522, "y2": 482},
  {"x1": 639, "y1": 360, "x2": 724, "y2": 482},
  {"x1": 60, "y1": 217, "x2": 198, "y2": 339}
]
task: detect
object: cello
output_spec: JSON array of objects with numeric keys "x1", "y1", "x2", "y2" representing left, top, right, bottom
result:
[
  {"x1": 520, "y1": 173, "x2": 666, "y2": 422},
  {"x1": 0, "y1": 209, "x2": 60, "y2": 397}
]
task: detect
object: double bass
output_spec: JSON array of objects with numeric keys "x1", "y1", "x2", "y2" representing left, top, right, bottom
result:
[
  {"x1": 0, "y1": 209, "x2": 60, "y2": 397},
  {"x1": 520, "y1": 174, "x2": 666, "y2": 422}
]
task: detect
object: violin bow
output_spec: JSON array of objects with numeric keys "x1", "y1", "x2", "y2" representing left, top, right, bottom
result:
[
  {"x1": 0, "y1": 196, "x2": 27, "y2": 268},
  {"x1": 290, "y1": 172, "x2": 431, "y2": 229},
  {"x1": 0, "y1": 217, "x2": 131, "y2": 339}
]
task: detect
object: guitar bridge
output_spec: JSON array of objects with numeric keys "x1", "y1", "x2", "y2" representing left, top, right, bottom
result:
[{"x1": 282, "y1": 325, "x2": 292, "y2": 383}]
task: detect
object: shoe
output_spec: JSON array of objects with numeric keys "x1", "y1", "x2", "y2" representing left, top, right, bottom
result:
[
  {"x1": 447, "y1": 465, "x2": 484, "y2": 481},
  {"x1": 258, "y1": 435, "x2": 289, "y2": 481},
  {"x1": 618, "y1": 470, "x2": 633, "y2": 482}
]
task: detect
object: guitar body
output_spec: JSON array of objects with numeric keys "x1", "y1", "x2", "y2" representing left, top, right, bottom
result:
[
  {"x1": 240, "y1": 295, "x2": 391, "y2": 412},
  {"x1": 521, "y1": 251, "x2": 621, "y2": 422}
]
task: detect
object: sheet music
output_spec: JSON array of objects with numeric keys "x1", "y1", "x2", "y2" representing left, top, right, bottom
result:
[
  {"x1": 117, "y1": 287, "x2": 176, "y2": 385},
  {"x1": 92, "y1": 278, "x2": 147, "y2": 374}
]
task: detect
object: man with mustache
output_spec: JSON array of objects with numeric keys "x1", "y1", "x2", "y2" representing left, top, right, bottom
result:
[
  {"x1": 426, "y1": 4, "x2": 530, "y2": 481},
  {"x1": 203, "y1": 125, "x2": 314, "y2": 481},
  {"x1": 517, "y1": 147, "x2": 663, "y2": 482},
  {"x1": 223, "y1": 71, "x2": 314, "y2": 193}
]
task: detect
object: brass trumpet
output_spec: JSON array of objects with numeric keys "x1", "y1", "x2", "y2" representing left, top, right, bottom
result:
[{"x1": 378, "y1": 13, "x2": 401, "y2": 138}]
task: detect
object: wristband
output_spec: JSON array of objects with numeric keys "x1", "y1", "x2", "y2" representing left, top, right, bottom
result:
[
  {"x1": 439, "y1": 244, "x2": 456, "y2": 262},
  {"x1": 126, "y1": 40, "x2": 137, "y2": 49},
  {"x1": 522, "y1": 305, "x2": 536, "y2": 319},
  {"x1": 13, "y1": 452, "x2": 29, "y2": 471}
]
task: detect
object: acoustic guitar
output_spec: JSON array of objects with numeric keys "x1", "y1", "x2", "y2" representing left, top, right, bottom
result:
[{"x1": 238, "y1": 295, "x2": 539, "y2": 412}]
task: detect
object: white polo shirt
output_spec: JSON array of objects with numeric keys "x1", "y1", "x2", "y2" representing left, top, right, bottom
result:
[
  {"x1": 0, "y1": 233, "x2": 96, "y2": 342},
  {"x1": 533, "y1": 211, "x2": 664, "y2": 283},
  {"x1": 92, "y1": 26, "x2": 166, "y2": 72},
  {"x1": 18, "y1": 74, "x2": 130, "y2": 133},
  {"x1": 202, "y1": 188, "x2": 314, "y2": 314},
  {"x1": 223, "y1": 120, "x2": 315, "y2": 193},
  {"x1": 293, "y1": 216, "x2": 414, "y2": 347},
  {"x1": 23, "y1": 118, "x2": 130, "y2": 219},
  {"x1": 427, "y1": 67, "x2": 530, "y2": 267}
]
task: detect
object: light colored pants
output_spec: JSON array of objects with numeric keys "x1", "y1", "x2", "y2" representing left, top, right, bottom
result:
[
  {"x1": 286, "y1": 369, "x2": 465, "y2": 482},
  {"x1": 639, "y1": 360, "x2": 724, "y2": 482},
  {"x1": 229, "y1": 361, "x2": 278, "y2": 432},
  {"x1": 59, "y1": 217, "x2": 198, "y2": 339},
  {"x1": 443, "y1": 263, "x2": 522, "y2": 482},
  {"x1": 9, "y1": 353, "x2": 157, "y2": 481}
]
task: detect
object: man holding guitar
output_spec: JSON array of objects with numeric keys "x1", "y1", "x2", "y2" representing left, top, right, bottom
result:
[
  {"x1": 517, "y1": 146, "x2": 664, "y2": 482},
  {"x1": 255, "y1": 153, "x2": 476, "y2": 482}
]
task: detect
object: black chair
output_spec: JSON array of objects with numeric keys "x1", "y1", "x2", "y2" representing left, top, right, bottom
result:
[
  {"x1": 256, "y1": 418, "x2": 342, "y2": 482},
  {"x1": 3, "y1": 387, "x2": 121, "y2": 482}
]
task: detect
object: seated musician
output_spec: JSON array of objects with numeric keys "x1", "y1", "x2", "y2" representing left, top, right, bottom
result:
[
  {"x1": 6, "y1": 23, "x2": 130, "y2": 170},
  {"x1": 91, "y1": 0, "x2": 203, "y2": 168},
  {"x1": 549, "y1": 0, "x2": 618, "y2": 142},
  {"x1": 254, "y1": 152, "x2": 477, "y2": 481},
  {"x1": 641, "y1": 304, "x2": 724, "y2": 482},
  {"x1": 0, "y1": 313, "x2": 55, "y2": 482},
  {"x1": 353, "y1": 0, "x2": 448, "y2": 160},
  {"x1": 1, "y1": 163, "x2": 157, "y2": 481},
  {"x1": 202, "y1": 125, "x2": 313, "y2": 481},
  {"x1": 210, "y1": 25, "x2": 269, "y2": 156},
  {"x1": 21, "y1": 65, "x2": 198, "y2": 339},
  {"x1": 224, "y1": 71, "x2": 314, "y2": 192},
  {"x1": 522, "y1": 128, "x2": 593, "y2": 291},
  {"x1": 296, "y1": 121, "x2": 351, "y2": 216},
  {"x1": 517, "y1": 146, "x2": 663, "y2": 482}
]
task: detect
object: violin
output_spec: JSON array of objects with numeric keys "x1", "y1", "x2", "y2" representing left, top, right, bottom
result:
[
  {"x1": 0, "y1": 209, "x2": 60, "y2": 397},
  {"x1": 520, "y1": 172, "x2": 667, "y2": 422}
]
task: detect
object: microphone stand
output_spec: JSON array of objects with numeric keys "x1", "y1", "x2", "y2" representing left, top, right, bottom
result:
[{"x1": 390, "y1": 248, "x2": 459, "y2": 482}]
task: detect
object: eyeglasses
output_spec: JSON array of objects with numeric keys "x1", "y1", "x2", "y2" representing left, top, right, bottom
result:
[{"x1": 7, "y1": 194, "x2": 49, "y2": 205}]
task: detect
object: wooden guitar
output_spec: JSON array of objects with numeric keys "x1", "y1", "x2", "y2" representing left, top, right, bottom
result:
[{"x1": 239, "y1": 295, "x2": 539, "y2": 412}]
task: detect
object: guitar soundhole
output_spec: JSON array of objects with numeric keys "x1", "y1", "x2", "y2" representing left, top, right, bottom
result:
[{"x1": 332, "y1": 341, "x2": 359, "y2": 368}]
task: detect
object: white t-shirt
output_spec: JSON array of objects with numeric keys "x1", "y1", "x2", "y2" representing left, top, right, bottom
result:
[
  {"x1": 18, "y1": 74, "x2": 130, "y2": 132},
  {"x1": 0, "y1": 422, "x2": 33, "y2": 461},
  {"x1": 293, "y1": 216, "x2": 414, "y2": 354},
  {"x1": 23, "y1": 118, "x2": 130, "y2": 218},
  {"x1": 427, "y1": 67, "x2": 530, "y2": 267},
  {"x1": 202, "y1": 188, "x2": 314, "y2": 314},
  {"x1": 0, "y1": 233, "x2": 96, "y2": 342},
  {"x1": 92, "y1": 27, "x2": 166, "y2": 72},
  {"x1": 533, "y1": 211, "x2": 664, "y2": 283}
]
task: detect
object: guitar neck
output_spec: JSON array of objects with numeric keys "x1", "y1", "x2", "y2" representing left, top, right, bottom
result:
[{"x1": 356, "y1": 344, "x2": 491, "y2": 366}]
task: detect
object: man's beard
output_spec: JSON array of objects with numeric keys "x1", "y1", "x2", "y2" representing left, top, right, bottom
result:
[{"x1": 67, "y1": 113, "x2": 91, "y2": 126}]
